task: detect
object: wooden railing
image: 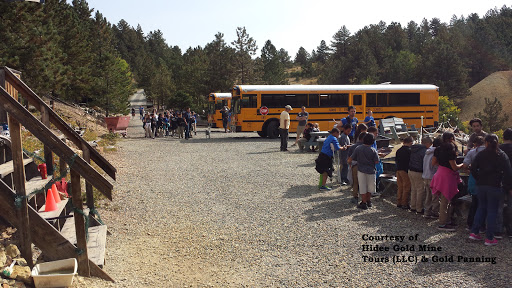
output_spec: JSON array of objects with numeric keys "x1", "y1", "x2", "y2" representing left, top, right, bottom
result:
[
  {"x1": 0, "y1": 66, "x2": 116, "y2": 280},
  {"x1": 1, "y1": 67, "x2": 116, "y2": 180}
]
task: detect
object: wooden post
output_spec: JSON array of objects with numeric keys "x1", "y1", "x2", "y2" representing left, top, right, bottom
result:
[
  {"x1": 59, "y1": 156, "x2": 67, "y2": 179},
  {"x1": 70, "y1": 169, "x2": 90, "y2": 277},
  {"x1": 8, "y1": 113, "x2": 34, "y2": 267},
  {"x1": 0, "y1": 69, "x2": 7, "y2": 124},
  {"x1": 41, "y1": 105, "x2": 54, "y2": 175},
  {"x1": 81, "y1": 143, "x2": 94, "y2": 212}
]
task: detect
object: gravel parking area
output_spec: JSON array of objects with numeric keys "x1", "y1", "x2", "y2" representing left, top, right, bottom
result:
[{"x1": 74, "y1": 118, "x2": 511, "y2": 287}]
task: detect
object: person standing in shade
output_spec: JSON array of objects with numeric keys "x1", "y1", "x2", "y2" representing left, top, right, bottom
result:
[
  {"x1": 139, "y1": 106, "x2": 144, "y2": 120},
  {"x1": 431, "y1": 132, "x2": 463, "y2": 232},
  {"x1": 469, "y1": 134, "x2": 512, "y2": 245},
  {"x1": 315, "y1": 128, "x2": 348, "y2": 190},
  {"x1": 184, "y1": 108, "x2": 192, "y2": 140},
  {"x1": 462, "y1": 136, "x2": 485, "y2": 230},
  {"x1": 338, "y1": 123, "x2": 352, "y2": 185},
  {"x1": 350, "y1": 133, "x2": 380, "y2": 210},
  {"x1": 340, "y1": 106, "x2": 358, "y2": 142},
  {"x1": 348, "y1": 132, "x2": 367, "y2": 204},
  {"x1": 363, "y1": 110, "x2": 376, "y2": 127},
  {"x1": 280, "y1": 105, "x2": 292, "y2": 151},
  {"x1": 408, "y1": 137, "x2": 428, "y2": 214},
  {"x1": 499, "y1": 128, "x2": 512, "y2": 238},
  {"x1": 293, "y1": 106, "x2": 309, "y2": 146},
  {"x1": 467, "y1": 118, "x2": 487, "y2": 152},
  {"x1": 423, "y1": 137, "x2": 441, "y2": 219},
  {"x1": 221, "y1": 106, "x2": 229, "y2": 133},
  {"x1": 396, "y1": 136, "x2": 413, "y2": 209}
]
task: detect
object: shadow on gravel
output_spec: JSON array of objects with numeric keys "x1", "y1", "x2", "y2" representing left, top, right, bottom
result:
[
  {"x1": 179, "y1": 137, "x2": 275, "y2": 144},
  {"x1": 302, "y1": 194, "x2": 357, "y2": 222},
  {"x1": 347, "y1": 202, "x2": 511, "y2": 287},
  {"x1": 297, "y1": 162, "x2": 315, "y2": 167},
  {"x1": 247, "y1": 150, "x2": 280, "y2": 154},
  {"x1": 283, "y1": 184, "x2": 325, "y2": 199}
]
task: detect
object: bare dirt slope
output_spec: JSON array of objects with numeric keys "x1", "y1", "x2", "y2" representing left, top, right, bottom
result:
[
  {"x1": 459, "y1": 71, "x2": 512, "y2": 126},
  {"x1": 51, "y1": 100, "x2": 109, "y2": 136}
]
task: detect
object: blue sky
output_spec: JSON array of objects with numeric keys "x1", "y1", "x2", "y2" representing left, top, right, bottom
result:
[{"x1": 79, "y1": 0, "x2": 509, "y2": 57}]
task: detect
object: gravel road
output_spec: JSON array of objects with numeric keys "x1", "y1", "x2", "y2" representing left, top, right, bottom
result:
[{"x1": 73, "y1": 118, "x2": 512, "y2": 287}]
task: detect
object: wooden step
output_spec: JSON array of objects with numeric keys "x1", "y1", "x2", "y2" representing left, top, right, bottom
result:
[
  {"x1": 25, "y1": 175, "x2": 53, "y2": 198},
  {"x1": 61, "y1": 213, "x2": 107, "y2": 267},
  {"x1": 38, "y1": 197, "x2": 69, "y2": 219},
  {"x1": 0, "y1": 158, "x2": 33, "y2": 178}
]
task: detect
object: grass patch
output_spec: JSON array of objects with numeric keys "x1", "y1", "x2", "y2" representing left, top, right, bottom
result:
[
  {"x1": 21, "y1": 130, "x2": 45, "y2": 164},
  {"x1": 82, "y1": 128, "x2": 98, "y2": 142},
  {"x1": 98, "y1": 132, "x2": 118, "y2": 146}
]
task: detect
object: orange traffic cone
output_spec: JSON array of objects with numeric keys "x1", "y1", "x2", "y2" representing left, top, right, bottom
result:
[
  {"x1": 45, "y1": 188, "x2": 57, "y2": 212},
  {"x1": 51, "y1": 184, "x2": 61, "y2": 203}
]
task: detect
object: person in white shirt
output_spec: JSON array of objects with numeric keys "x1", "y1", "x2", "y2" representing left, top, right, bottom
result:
[{"x1": 280, "y1": 105, "x2": 292, "y2": 151}]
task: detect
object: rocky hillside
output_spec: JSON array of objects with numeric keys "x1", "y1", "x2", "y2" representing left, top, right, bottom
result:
[{"x1": 459, "y1": 71, "x2": 512, "y2": 126}]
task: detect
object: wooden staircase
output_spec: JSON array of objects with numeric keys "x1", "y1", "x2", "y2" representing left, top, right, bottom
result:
[{"x1": 0, "y1": 67, "x2": 116, "y2": 281}]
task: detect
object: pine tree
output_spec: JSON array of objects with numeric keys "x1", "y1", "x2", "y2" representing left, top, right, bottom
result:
[
  {"x1": 315, "y1": 40, "x2": 330, "y2": 63},
  {"x1": 204, "y1": 32, "x2": 237, "y2": 92},
  {"x1": 331, "y1": 25, "x2": 351, "y2": 56},
  {"x1": 475, "y1": 97, "x2": 509, "y2": 132},
  {"x1": 231, "y1": 27, "x2": 258, "y2": 84},
  {"x1": 260, "y1": 40, "x2": 287, "y2": 84}
]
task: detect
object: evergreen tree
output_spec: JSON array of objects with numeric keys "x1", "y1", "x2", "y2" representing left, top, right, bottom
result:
[
  {"x1": 331, "y1": 25, "x2": 351, "y2": 56},
  {"x1": 315, "y1": 40, "x2": 330, "y2": 63},
  {"x1": 231, "y1": 27, "x2": 258, "y2": 84},
  {"x1": 57, "y1": 0, "x2": 95, "y2": 102},
  {"x1": 150, "y1": 59, "x2": 174, "y2": 110},
  {"x1": 294, "y1": 47, "x2": 312, "y2": 77},
  {"x1": 260, "y1": 40, "x2": 287, "y2": 84},
  {"x1": 475, "y1": 97, "x2": 510, "y2": 132},
  {"x1": 204, "y1": 32, "x2": 237, "y2": 92},
  {"x1": 277, "y1": 48, "x2": 292, "y2": 68},
  {"x1": 181, "y1": 46, "x2": 209, "y2": 109},
  {"x1": 294, "y1": 47, "x2": 309, "y2": 66}
]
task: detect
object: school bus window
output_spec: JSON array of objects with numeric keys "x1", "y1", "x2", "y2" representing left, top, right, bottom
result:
[
  {"x1": 261, "y1": 94, "x2": 283, "y2": 108},
  {"x1": 366, "y1": 93, "x2": 376, "y2": 106},
  {"x1": 353, "y1": 94, "x2": 362, "y2": 105},
  {"x1": 377, "y1": 93, "x2": 387, "y2": 106},
  {"x1": 320, "y1": 93, "x2": 349, "y2": 107},
  {"x1": 308, "y1": 94, "x2": 320, "y2": 107},
  {"x1": 388, "y1": 93, "x2": 420, "y2": 106},
  {"x1": 242, "y1": 94, "x2": 258, "y2": 108},
  {"x1": 215, "y1": 102, "x2": 223, "y2": 110},
  {"x1": 282, "y1": 94, "x2": 307, "y2": 108},
  {"x1": 261, "y1": 94, "x2": 293, "y2": 108}
]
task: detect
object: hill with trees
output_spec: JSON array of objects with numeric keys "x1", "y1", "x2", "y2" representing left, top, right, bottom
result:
[
  {"x1": 459, "y1": 71, "x2": 512, "y2": 128},
  {"x1": 1, "y1": 1, "x2": 512, "y2": 114}
]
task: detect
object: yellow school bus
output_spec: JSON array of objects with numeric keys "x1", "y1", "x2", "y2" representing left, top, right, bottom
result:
[
  {"x1": 231, "y1": 84, "x2": 439, "y2": 138},
  {"x1": 207, "y1": 93, "x2": 231, "y2": 128}
]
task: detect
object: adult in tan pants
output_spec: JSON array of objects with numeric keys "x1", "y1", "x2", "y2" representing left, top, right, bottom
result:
[
  {"x1": 293, "y1": 106, "x2": 309, "y2": 146},
  {"x1": 395, "y1": 137, "x2": 413, "y2": 208},
  {"x1": 408, "y1": 138, "x2": 429, "y2": 213}
]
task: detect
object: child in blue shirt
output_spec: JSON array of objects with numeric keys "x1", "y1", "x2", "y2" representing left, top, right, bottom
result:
[
  {"x1": 363, "y1": 110, "x2": 376, "y2": 127},
  {"x1": 315, "y1": 128, "x2": 348, "y2": 190}
]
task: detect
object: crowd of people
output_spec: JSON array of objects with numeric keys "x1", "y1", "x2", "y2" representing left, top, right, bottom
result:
[
  {"x1": 300, "y1": 104, "x2": 512, "y2": 246},
  {"x1": 137, "y1": 106, "x2": 198, "y2": 140}
]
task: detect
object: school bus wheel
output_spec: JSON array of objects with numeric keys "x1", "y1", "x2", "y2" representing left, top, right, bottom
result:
[{"x1": 266, "y1": 120, "x2": 280, "y2": 139}]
